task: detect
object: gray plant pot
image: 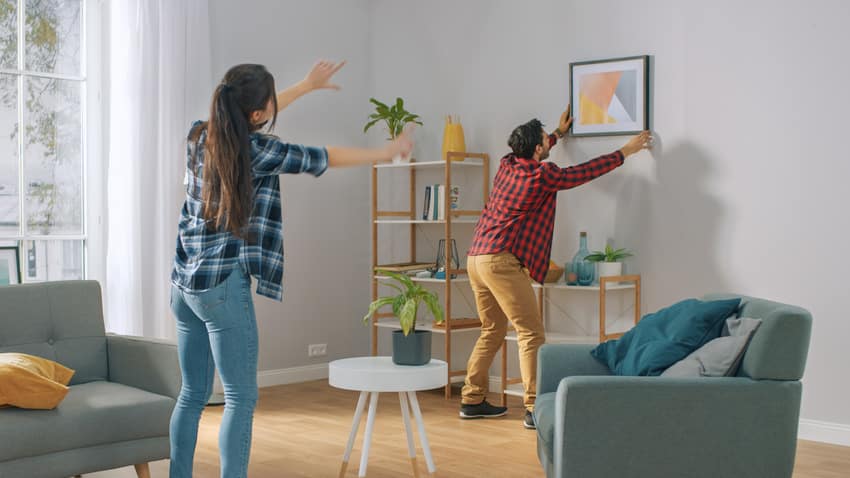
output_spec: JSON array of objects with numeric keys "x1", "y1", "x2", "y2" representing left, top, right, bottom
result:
[{"x1": 392, "y1": 329, "x2": 432, "y2": 366}]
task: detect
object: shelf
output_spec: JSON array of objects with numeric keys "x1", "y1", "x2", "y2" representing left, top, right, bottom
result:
[
  {"x1": 376, "y1": 275, "x2": 470, "y2": 284},
  {"x1": 504, "y1": 383, "x2": 524, "y2": 398},
  {"x1": 505, "y1": 332, "x2": 597, "y2": 344},
  {"x1": 374, "y1": 159, "x2": 485, "y2": 169},
  {"x1": 544, "y1": 283, "x2": 636, "y2": 291},
  {"x1": 375, "y1": 218, "x2": 479, "y2": 224},
  {"x1": 375, "y1": 320, "x2": 481, "y2": 334}
]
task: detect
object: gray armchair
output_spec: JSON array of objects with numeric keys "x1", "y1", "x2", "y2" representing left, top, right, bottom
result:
[
  {"x1": 0, "y1": 281, "x2": 180, "y2": 478},
  {"x1": 533, "y1": 294, "x2": 812, "y2": 478}
]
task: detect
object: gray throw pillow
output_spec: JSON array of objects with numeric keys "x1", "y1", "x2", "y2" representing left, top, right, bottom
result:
[{"x1": 661, "y1": 317, "x2": 762, "y2": 378}]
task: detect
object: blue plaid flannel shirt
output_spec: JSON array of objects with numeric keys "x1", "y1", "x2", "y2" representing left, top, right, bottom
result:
[{"x1": 171, "y1": 121, "x2": 328, "y2": 300}]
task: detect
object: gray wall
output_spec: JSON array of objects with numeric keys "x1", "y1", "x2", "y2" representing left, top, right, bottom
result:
[
  {"x1": 209, "y1": 0, "x2": 374, "y2": 373},
  {"x1": 369, "y1": 0, "x2": 850, "y2": 431}
]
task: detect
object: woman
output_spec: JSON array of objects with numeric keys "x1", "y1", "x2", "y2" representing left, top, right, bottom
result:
[{"x1": 169, "y1": 61, "x2": 411, "y2": 478}]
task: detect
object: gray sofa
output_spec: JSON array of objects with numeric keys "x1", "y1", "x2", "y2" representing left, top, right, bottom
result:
[
  {"x1": 0, "y1": 281, "x2": 180, "y2": 478},
  {"x1": 533, "y1": 294, "x2": 812, "y2": 478}
]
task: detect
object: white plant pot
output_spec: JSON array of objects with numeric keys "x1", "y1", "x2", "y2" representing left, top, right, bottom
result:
[
  {"x1": 392, "y1": 152, "x2": 411, "y2": 164},
  {"x1": 596, "y1": 262, "x2": 623, "y2": 284}
]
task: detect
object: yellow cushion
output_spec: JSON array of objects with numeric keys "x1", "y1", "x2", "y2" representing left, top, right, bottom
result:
[{"x1": 0, "y1": 353, "x2": 75, "y2": 410}]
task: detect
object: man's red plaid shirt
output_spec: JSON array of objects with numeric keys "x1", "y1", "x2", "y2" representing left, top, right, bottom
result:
[{"x1": 467, "y1": 134, "x2": 625, "y2": 284}]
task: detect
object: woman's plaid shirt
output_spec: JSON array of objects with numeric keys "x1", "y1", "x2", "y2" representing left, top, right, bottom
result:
[
  {"x1": 171, "y1": 121, "x2": 328, "y2": 301},
  {"x1": 468, "y1": 135, "x2": 624, "y2": 283}
]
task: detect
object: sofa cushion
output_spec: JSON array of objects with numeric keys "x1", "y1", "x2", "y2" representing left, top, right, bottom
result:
[
  {"x1": 661, "y1": 317, "x2": 762, "y2": 378},
  {"x1": 0, "y1": 353, "x2": 75, "y2": 409},
  {"x1": 0, "y1": 281, "x2": 108, "y2": 385},
  {"x1": 0, "y1": 380, "x2": 175, "y2": 462},
  {"x1": 591, "y1": 298, "x2": 742, "y2": 376},
  {"x1": 533, "y1": 392, "x2": 557, "y2": 464}
]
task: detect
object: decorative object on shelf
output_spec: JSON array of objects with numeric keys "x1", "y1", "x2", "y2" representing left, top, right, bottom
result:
[
  {"x1": 431, "y1": 239, "x2": 459, "y2": 279},
  {"x1": 544, "y1": 260, "x2": 564, "y2": 283},
  {"x1": 568, "y1": 231, "x2": 595, "y2": 286},
  {"x1": 364, "y1": 270, "x2": 445, "y2": 365},
  {"x1": 363, "y1": 97, "x2": 423, "y2": 164},
  {"x1": 441, "y1": 115, "x2": 466, "y2": 161},
  {"x1": 0, "y1": 246, "x2": 21, "y2": 285},
  {"x1": 569, "y1": 55, "x2": 650, "y2": 137},
  {"x1": 374, "y1": 262, "x2": 435, "y2": 274},
  {"x1": 584, "y1": 244, "x2": 633, "y2": 284}
]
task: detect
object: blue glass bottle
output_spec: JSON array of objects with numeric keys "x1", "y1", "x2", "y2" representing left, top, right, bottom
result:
[{"x1": 569, "y1": 231, "x2": 595, "y2": 286}]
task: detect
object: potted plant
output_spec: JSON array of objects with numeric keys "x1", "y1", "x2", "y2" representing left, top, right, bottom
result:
[
  {"x1": 584, "y1": 244, "x2": 633, "y2": 283},
  {"x1": 363, "y1": 97, "x2": 423, "y2": 163},
  {"x1": 364, "y1": 270, "x2": 444, "y2": 365}
]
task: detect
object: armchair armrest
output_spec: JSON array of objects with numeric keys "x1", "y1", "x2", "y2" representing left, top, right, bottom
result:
[
  {"x1": 537, "y1": 344, "x2": 611, "y2": 396},
  {"x1": 107, "y1": 334, "x2": 181, "y2": 399},
  {"x1": 551, "y1": 376, "x2": 801, "y2": 478}
]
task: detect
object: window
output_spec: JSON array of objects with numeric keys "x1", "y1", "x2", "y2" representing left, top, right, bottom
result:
[{"x1": 0, "y1": 0, "x2": 86, "y2": 283}]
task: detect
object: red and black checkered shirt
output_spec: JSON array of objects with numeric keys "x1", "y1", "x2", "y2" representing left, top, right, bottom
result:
[{"x1": 468, "y1": 134, "x2": 625, "y2": 284}]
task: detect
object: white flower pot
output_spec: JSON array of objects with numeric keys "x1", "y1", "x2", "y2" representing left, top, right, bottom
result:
[
  {"x1": 596, "y1": 262, "x2": 623, "y2": 284},
  {"x1": 392, "y1": 152, "x2": 411, "y2": 164}
]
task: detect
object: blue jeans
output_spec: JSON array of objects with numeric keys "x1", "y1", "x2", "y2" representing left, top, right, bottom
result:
[{"x1": 169, "y1": 269, "x2": 258, "y2": 478}]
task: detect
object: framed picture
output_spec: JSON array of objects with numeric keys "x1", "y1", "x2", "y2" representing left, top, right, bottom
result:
[
  {"x1": 0, "y1": 246, "x2": 21, "y2": 285},
  {"x1": 569, "y1": 55, "x2": 650, "y2": 137}
]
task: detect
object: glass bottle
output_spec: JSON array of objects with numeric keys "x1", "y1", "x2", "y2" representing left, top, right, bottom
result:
[{"x1": 569, "y1": 232, "x2": 595, "y2": 286}]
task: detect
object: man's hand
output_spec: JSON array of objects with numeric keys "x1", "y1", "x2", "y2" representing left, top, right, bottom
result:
[
  {"x1": 554, "y1": 105, "x2": 573, "y2": 138},
  {"x1": 619, "y1": 131, "x2": 653, "y2": 157},
  {"x1": 302, "y1": 60, "x2": 346, "y2": 91}
]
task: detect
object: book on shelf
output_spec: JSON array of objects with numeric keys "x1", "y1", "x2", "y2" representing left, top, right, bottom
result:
[
  {"x1": 422, "y1": 185, "x2": 431, "y2": 220},
  {"x1": 422, "y1": 184, "x2": 459, "y2": 221}
]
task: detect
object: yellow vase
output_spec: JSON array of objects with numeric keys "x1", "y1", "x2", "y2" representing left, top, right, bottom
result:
[{"x1": 441, "y1": 117, "x2": 466, "y2": 161}]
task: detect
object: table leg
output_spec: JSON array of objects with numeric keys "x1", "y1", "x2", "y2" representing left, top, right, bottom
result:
[
  {"x1": 358, "y1": 392, "x2": 380, "y2": 477},
  {"x1": 407, "y1": 391, "x2": 436, "y2": 475},
  {"x1": 339, "y1": 391, "x2": 369, "y2": 478},
  {"x1": 399, "y1": 392, "x2": 421, "y2": 478}
]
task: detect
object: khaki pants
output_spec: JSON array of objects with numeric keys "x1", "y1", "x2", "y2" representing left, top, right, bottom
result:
[{"x1": 461, "y1": 252, "x2": 545, "y2": 411}]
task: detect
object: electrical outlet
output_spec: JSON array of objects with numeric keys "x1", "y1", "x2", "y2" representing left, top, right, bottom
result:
[{"x1": 308, "y1": 343, "x2": 327, "y2": 357}]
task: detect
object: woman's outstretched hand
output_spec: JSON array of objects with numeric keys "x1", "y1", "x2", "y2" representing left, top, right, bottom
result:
[{"x1": 303, "y1": 60, "x2": 346, "y2": 91}]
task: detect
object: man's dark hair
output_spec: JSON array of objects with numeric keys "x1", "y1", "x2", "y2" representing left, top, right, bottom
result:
[{"x1": 508, "y1": 118, "x2": 545, "y2": 159}]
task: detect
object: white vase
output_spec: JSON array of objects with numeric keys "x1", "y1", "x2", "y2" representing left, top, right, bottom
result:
[{"x1": 596, "y1": 262, "x2": 623, "y2": 284}]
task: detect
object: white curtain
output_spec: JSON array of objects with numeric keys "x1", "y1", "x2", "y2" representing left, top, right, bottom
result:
[{"x1": 106, "y1": 0, "x2": 212, "y2": 338}]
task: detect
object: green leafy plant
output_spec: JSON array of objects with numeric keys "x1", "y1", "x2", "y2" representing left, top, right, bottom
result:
[
  {"x1": 363, "y1": 97, "x2": 423, "y2": 139},
  {"x1": 364, "y1": 270, "x2": 444, "y2": 336},
  {"x1": 584, "y1": 244, "x2": 633, "y2": 263}
]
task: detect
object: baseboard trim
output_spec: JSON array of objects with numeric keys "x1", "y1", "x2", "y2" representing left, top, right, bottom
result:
[
  {"x1": 213, "y1": 363, "x2": 329, "y2": 393},
  {"x1": 798, "y1": 419, "x2": 850, "y2": 447}
]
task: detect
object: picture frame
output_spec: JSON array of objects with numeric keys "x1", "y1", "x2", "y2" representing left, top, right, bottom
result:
[
  {"x1": 0, "y1": 245, "x2": 21, "y2": 286},
  {"x1": 569, "y1": 55, "x2": 650, "y2": 137}
]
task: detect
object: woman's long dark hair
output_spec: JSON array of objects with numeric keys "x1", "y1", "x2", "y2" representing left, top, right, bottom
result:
[{"x1": 191, "y1": 64, "x2": 278, "y2": 238}]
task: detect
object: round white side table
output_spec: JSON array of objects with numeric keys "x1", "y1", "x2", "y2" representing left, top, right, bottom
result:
[{"x1": 329, "y1": 357, "x2": 448, "y2": 477}]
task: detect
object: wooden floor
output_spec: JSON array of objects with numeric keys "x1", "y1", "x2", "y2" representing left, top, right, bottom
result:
[{"x1": 87, "y1": 380, "x2": 850, "y2": 478}]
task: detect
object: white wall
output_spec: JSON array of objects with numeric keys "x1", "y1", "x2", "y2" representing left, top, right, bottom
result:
[
  {"x1": 369, "y1": 0, "x2": 850, "y2": 440},
  {"x1": 209, "y1": 0, "x2": 374, "y2": 377}
]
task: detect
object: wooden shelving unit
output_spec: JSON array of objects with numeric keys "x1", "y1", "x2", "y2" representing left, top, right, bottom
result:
[
  {"x1": 371, "y1": 151, "x2": 490, "y2": 398},
  {"x1": 500, "y1": 275, "x2": 642, "y2": 405}
]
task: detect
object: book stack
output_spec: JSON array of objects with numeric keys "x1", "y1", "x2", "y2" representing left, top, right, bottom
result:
[{"x1": 422, "y1": 185, "x2": 460, "y2": 220}]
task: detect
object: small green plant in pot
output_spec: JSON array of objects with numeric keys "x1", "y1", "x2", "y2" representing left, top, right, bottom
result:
[
  {"x1": 364, "y1": 270, "x2": 444, "y2": 365},
  {"x1": 584, "y1": 244, "x2": 633, "y2": 283},
  {"x1": 363, "y1": 97, "x2": 423, "y2": 163}
]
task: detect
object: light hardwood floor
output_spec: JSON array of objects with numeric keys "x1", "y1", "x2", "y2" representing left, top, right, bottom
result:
[{"x1": 87, "y1": 380, "x2": 850, "y2": 478}]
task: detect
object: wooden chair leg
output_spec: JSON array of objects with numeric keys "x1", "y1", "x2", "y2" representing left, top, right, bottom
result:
[{"x1": 134, "y1": 463, "x2": 151, "y2": 478}]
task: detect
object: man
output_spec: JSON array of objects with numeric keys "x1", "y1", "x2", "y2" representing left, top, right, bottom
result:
[{"x1": 459, "y1": 105, "x2": 651, "y2": 429}]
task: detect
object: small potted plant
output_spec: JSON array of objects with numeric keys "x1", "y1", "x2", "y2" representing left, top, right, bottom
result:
[
  {"x1": 584, "y1": 244, "x2": 633, "y2": 283},
  {"x1": 364, "y1": 270, "x2": 444, "y2": 365},
  {"x1": 363, "y1": 97, "x2": 423, "y2": 163}
]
